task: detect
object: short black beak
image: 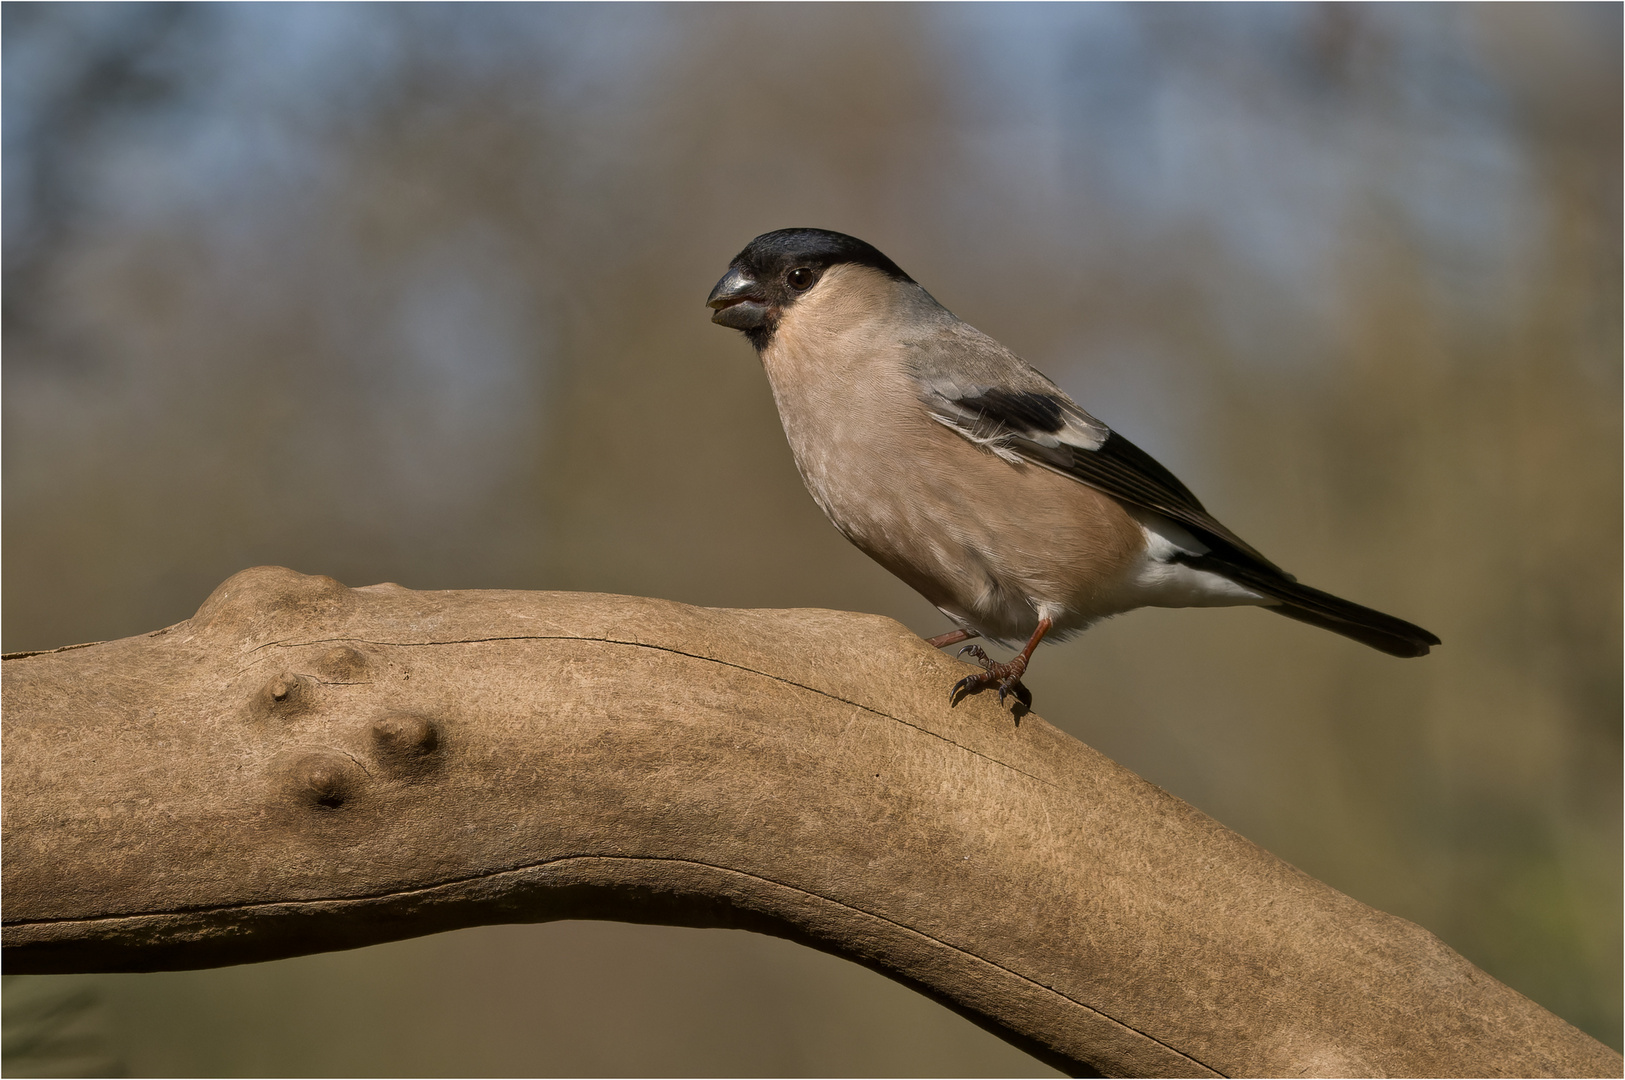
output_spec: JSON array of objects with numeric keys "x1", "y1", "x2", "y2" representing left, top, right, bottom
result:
[{"x1": 707, "y1": 267, "x2": 769, "y2": 330}]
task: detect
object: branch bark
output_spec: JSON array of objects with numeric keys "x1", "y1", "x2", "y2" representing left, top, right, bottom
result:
[{"x1": 2, "y1": 567, "x2": 1617, "y2": 1078}]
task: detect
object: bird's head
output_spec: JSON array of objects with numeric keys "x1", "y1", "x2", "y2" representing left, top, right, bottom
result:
[{"x1": 706, "y1": 228, "x2": 915, "y2": 350}]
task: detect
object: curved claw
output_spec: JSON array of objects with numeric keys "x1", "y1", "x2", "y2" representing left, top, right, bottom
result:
[
  {"x1": 996, "y1": 677, "x2": 1033, "y2": 708},
  {"x1": 957, "y1": 643, "x2": 990, "y2": 664},
  {"x1": 949, "y1": 673, "x2": 985, "y2": 707}
]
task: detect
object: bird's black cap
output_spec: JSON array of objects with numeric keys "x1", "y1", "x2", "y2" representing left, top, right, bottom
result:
[{"x1": 728, "y1": 228, "x2": 915, "y2": 284}]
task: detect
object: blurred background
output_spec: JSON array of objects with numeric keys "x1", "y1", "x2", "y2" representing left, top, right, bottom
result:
[{"x1": 3, "y1": 2, "x2": 1618, "y2": 1075}]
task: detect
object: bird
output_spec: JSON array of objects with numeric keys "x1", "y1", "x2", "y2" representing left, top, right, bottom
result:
[{"x1": 705, "y1": 227, "x2": 1439, "y2": 711}]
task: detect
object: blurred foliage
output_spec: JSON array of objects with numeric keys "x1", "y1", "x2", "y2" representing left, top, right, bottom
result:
[
  {"x1": 3, "y1": 3, "x2": 1618, "y2": 1073},
  {"x1": 1, "y1": 976, "x2": 125, "y2": 1078}
]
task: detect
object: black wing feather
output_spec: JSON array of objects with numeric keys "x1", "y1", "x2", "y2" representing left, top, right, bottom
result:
[
  {"x1": 929, "y1": 384, "x2": 1440, "y2": 657},
  {"x1": 945, "y1": 388, "x2": 1285, "y2": 573}
]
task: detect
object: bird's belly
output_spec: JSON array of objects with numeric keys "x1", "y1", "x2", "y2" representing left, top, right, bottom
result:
[{"x1": 789, "y1": 412, "x2": 1147, "y2": 643}]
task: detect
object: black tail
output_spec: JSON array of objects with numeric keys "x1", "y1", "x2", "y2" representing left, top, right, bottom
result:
[{"x1": 1189, "y1": 555, "x2": 1440, "y2": 658}]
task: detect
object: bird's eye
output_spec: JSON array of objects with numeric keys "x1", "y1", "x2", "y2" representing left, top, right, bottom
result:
[{"x1": 787, "y1": 267, "x2": 817, "y2": 291}]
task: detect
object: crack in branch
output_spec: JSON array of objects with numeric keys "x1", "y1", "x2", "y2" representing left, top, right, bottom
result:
[{"x1": 2, "y1": 852, "x2": 1221, "y2": 1077}]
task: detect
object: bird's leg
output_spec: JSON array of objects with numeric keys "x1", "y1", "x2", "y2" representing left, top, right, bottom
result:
[
  {"x1": 949, "y1": 617, "x2": 1052, "y2": 710},
  {"x1": 925, "y1": 628, "x2": 978, "y2": 649}
]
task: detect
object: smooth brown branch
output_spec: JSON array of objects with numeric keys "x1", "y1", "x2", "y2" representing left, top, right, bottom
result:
[{"x1": 2, "y1": 567, "x2": 1617, "y2": 1078}]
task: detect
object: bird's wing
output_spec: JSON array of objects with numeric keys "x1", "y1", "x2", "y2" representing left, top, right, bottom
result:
[{"x1": 918, "y1": 377, "x2": 1287, "y2": 574}]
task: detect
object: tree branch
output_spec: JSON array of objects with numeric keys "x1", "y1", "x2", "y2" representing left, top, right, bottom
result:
[{"x1": 3, "y1": 567, "x2": 1617, "y2": 1077}]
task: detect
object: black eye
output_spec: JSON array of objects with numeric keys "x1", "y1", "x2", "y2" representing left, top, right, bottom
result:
[{"x1": 786, "y1": 267, "x2": 817, "y2": 291}]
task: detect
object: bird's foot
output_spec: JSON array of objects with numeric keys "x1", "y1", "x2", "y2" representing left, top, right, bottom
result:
[{"x1": 949, "y1": 645, "x2": 1033, "y2": 710}]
